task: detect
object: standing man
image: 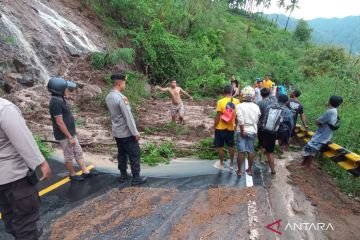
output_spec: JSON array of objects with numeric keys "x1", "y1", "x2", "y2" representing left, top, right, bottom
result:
[
  {"x1": 48, "y1": 77, "x2": 98, "y2": 182},
  {"x1": 235, "y1": 86, "x2": 261, "y2": 176},
  {"x1": 257, "y1": 88, "x2": 277, "y2": 174},
  {"x1": 301, "y1": 96, "x2": 343, "y2": 167},
  {"x1": 287, "y1": 90, "x2": 308, "y2": 137},
  {"x1": 106, "y1": 72, "x2": 147, "y2": 185},
  {"x1": 262, "y1": 73, "x2": 273, "y2": 89},
  {"x1": 155, "y1": 79, "x2": 193, "y2": 124},
  {"x1": 0, "y1": 97, "x2": 52, "y2": 239},
  {"x1": 213, "y1": 85, "x2": 240, "y2": 169},
  {"x1": 276, "y1": 94, "x2": 294, "y2": 153},
  {"x1": 254, "y1": 78, "x2": 263, "y2": 103}
]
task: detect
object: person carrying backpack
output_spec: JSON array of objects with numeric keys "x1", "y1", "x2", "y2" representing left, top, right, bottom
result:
[
  {"x1": 276, "y1": 94, "x2": 294, "y2": 153},
  {"x1": 301, "y1": 96, "x2": 343, "y2": 168},
  {"x1": 257, "y1": 88, "x2": 277, "y2": 174},
  {"x1": 213, "y1": 85, "x2": 240, "y2": 170}
]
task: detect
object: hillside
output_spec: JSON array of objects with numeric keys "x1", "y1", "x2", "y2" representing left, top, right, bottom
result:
[
  {"x1": 267, "y1": 14, "x2": 360, "y2": 55},
  {"x1": 1, "y1": 1, "x2": 360, "y2": 239}
]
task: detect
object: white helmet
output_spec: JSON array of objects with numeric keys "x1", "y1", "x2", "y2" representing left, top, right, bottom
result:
[{"x1": 240, "y1": 86, "x2": 255, "y2": 102}]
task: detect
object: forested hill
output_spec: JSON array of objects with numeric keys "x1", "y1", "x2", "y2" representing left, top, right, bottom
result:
[{"x1": 266, "y1": 14, "x2": 360, "y2": 55}]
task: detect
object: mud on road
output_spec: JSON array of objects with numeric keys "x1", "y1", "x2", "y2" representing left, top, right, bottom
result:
[{"x1": 49, "y1": 186, "x2": 257, "y2": 240}]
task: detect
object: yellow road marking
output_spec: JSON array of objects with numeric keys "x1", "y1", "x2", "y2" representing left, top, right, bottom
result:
[
  {"x1": 0, "y1": 165, "x2": 95, "y2": 220},
  {"x1": 39, "y1": 165, "x2": 94, "y2": 196}
]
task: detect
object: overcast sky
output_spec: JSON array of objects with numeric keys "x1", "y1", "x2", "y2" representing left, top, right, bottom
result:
[{"x1": 263, "y1": 0, "x2": 360, "y2": 20}]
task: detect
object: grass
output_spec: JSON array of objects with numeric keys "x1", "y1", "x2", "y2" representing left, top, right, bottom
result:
[
  {"x1": 318, "y1": 157, "x2": 360, "y2": 198},
  {"x1": 90, "y1": 48, "x2": 135, "y2": 70},
  {"x1": 141, "y1": 141, "x2": 174, "y2": 166},
  {"x1": 143, "y1": 122, "x2": 189, "y2": 136},
  {"x1": 34, "y1": 136, "x2": 53, "y2": 159}
]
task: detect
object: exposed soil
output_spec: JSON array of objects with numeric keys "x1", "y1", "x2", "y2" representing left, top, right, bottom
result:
[
  {"x1": 169, "y1": 187, "x2": 256, "y2": 240},
  {"x1": 49, "y1": 186, "x2": 257, "y2": 240},
  {"x1": 50, "y1": 187, "x2": 177, "y2": 240},
  {"x1": 287, "y1": 152, "x2": 360, "y2": 240}
]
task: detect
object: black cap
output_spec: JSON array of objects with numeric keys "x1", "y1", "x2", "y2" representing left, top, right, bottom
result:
[
  {"x1": 278, "y1": 94, "x2": 289, "y2": 103},
  {"x1": 111, "y1": 71, "x2": 127, "y2": 81},
  {"x1": 329, "y1": 95, "x2": 343, "y2": 108},
  {"x1": 292, "y1": 90, "x2": 301, "y2": 97}
]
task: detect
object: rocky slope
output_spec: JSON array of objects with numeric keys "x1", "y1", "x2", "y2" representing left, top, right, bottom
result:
[{"x1": 0, "y1": 0, "x2": 105, "y2": 92}]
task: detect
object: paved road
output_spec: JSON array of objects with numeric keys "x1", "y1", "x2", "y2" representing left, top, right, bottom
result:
[{"x1": 0, "y1": 155, "x2": 326, "y2": 240}]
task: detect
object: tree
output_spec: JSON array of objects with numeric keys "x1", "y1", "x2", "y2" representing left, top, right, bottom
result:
[
  {"x1": 293, "y1": 19, "x2": 312, "y2": 43},
  {"x1": 284, "y1": 0, "x2": 300, "y2": 31}
]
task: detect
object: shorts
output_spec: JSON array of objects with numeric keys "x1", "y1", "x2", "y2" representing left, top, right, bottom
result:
[
  {"x1": 277, "y1": 131, "x2": 290, "y2": 145},
  {"x1": 258, "y1": 129, "x2": 276, "y2": 153},
  {"x1": 301, "y1": 143, "x2": 319, "y2": 157},
  {"x1": 59, "y1": 135, "x2": 83, "y2": 162},
  {"x1": 237, "y1": 133, "x2": 256, "y2": 153},
  {"x1": 214, "y1": 129, "x2": 235, "y2": 148},
  {"x1": 171, "y1": 102, "x2": 185, "y2": 117}
]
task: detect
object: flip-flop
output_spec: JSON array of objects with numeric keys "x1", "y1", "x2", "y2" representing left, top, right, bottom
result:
[
  {"x1": 236, "y1": 170, "x2": 242, "y2": 177},
  {"x1": 246, "y1": 169, "x2": 252, "y2": 176}
]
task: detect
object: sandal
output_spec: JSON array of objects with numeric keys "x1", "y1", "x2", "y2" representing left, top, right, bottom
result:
[
  {"x1": 246, "y1": 169, "x2": 252, "y2": 176},
  {"x1": 236, "y1": 170, "x2": 242, "y2": 177}
]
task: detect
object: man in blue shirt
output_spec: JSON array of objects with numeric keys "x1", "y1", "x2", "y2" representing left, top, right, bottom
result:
[{"x1": 301, "y1": 96, "x2": 343, "y2": 167}]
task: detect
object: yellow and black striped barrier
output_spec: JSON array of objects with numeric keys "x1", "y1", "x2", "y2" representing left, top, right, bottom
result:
[{"x1": 295, "y1": 125, "x2": 360, "y2": 178}]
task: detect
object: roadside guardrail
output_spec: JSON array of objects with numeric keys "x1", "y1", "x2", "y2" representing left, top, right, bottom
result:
[{"x1": 295, "y1": 125, "x2": 360, "y2": 178}]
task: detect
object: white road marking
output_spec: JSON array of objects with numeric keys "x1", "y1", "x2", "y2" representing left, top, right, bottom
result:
[
  {"x1": 245, "y1": 158, "x2": 259, "y2": 239},
  {"x1": 245, "y1": 158, "x2": 253, "y2": 187},
  {"x1": 248, "y1": 200, "x2": 260, "y2": 240}
]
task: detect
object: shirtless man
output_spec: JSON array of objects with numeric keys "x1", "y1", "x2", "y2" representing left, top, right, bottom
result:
[{"x1": 155, "y1": 80, "x2": 193, "y2": 124}]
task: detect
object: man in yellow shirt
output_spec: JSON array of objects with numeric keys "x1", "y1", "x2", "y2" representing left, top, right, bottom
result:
[
  {"x1": 262, "y1": 74, "x2": 273, "y2": 89},
  {"x1": 213, "y1": 85, "x2": 240, "y2": 169}
]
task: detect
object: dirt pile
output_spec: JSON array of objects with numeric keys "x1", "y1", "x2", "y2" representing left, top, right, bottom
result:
[
  {"x1": 169, "y1": 187, "x2": 256, "y2": 240},
  {"x1": 50, "y1": 187, "x2": 177, "y2": 240},
  {"x1": 137, "y1": 98, "x2": 215, "y2": 149},
  {"x1": 287, "y1": 155, "x2": 360, "y2": 240}
]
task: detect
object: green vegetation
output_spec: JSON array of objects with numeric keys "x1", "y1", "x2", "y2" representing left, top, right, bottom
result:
[
  {"x1": 141, "y1": 141, "x2": 174, "y2": 166},
  {"x1": 95, "y1": 70, "x2": 149, "y2": 109},
  {"x1": 195, "y1": 137, "x2": 218, "y2": 160},
  {"x1": 90, "y1": 48, "x2": 135, "y2": 69},
  {"x1": 84, "y1": 0, "x2": 360, "y2": 182},
  {"x1": 143, "y1": 122, "x2": 189, "y2": 136},
  {"x1": 34, "y1": 136, "x2": 53, "y2": 159},
  {"x1": 293, "y1": 19, "x2": 312, "y2": 44}
]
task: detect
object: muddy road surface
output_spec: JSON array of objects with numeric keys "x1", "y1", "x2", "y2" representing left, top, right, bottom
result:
[{"x1": 2, "y1": 151, "x2": 356, "y2": 240}]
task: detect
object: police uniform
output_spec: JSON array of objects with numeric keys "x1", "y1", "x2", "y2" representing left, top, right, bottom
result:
[{"x1": 0, "y1": 98, "x2": 45, "y2": 239}]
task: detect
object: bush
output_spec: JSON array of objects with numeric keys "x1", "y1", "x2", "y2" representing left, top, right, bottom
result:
[
  {"x1": 141, "y1": 141, "x2": 174, "y2": 166},
  {"x1": 90, "y1": 48, "x2": 135, "y2": 70},
  {"x1": 195, "y1": 137, "x2": 218, "y2": 160},
  {"x1": 34, "y1": 136, "x2": 53, "y2": 159}
]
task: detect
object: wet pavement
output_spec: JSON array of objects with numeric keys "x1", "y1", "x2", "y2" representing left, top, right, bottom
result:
[{"x1": 0, "y1": 155, "x2": 327, "y2": 240}]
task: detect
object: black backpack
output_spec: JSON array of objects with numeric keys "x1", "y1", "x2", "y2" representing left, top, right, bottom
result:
[{"x1": 327, "y1": 116, "x2": 340, "y2": 131}]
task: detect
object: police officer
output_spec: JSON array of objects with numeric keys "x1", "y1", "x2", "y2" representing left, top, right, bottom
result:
[
  {"x1": 0, "y1": 97, "x2": 52, "y2": 239},
  {"x1": 105, "y1": 72, "x2": 147, "y2": 185}
]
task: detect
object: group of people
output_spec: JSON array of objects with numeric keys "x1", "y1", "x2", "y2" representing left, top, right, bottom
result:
[
  {"x1": 213, "y1": 74, "x2": 343, "y2": 176},
  {"x1": 0, "y1": 71, "x2": 149, "y2": 239},
  {"x1": 0, "y1": 70, "x2": 343, "y2": 239}
]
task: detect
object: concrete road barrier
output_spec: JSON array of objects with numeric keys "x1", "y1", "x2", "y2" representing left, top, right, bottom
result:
[{"x1": 295, "y1": 125, "x2": 360, "y2": 178}]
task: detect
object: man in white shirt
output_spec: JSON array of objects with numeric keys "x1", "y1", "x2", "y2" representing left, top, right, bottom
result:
[{"x1": 235, "y1": 86, "x2": 261, "y2": 176}]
